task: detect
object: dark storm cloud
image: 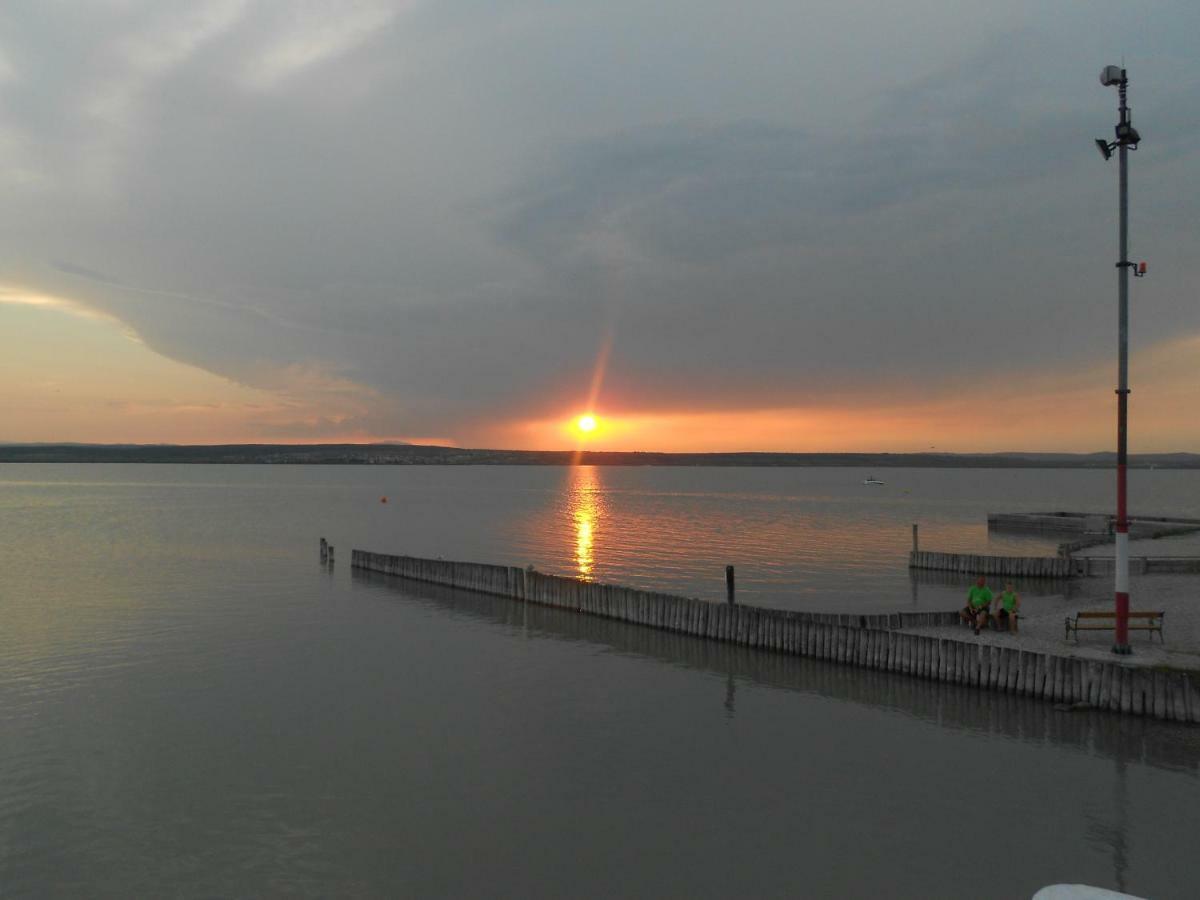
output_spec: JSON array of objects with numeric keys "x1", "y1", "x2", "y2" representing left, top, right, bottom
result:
[{"x1": 1, "y1": 1, "x2": 1199, "y2": 438}]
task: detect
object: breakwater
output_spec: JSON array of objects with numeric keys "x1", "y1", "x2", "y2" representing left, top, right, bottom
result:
[
  {"x1": 910, "y1": 511, "x2": 1200, "y2": 576},
  {"x1": 352, "y1": 549, "x2": 1199, "y2": 723},
  {"x1": 988, "y1": 512, "x2": 1111, "y2": 534},
  {"x1": 354, "y1": 568, "x2": 1200, "y2": 768},
  {"x1": 350, "y1": 549, "x2": 950, "y2": 632},
  {"x1": 1072, "y1": 556, "x2": 1200, "y2": 576},
  {"x1": 909, "y1": 549, "x2": 1200, "y2": 578},
  {"x1": 987, "y1": 511, "x2": 1200, "y2": 536},
  {"x1": 908, "y1": 550, "x2": 1072, "y2": 578}
]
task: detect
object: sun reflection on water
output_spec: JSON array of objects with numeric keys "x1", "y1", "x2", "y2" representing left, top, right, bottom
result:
[{"x1": 568, "y1": 466, "x2": 603, "y2": 580}]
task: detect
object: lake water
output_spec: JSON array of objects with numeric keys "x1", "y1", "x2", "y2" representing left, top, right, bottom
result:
[{"x1": 2, "y1": 464, "x2": 1198, "y2": 898}]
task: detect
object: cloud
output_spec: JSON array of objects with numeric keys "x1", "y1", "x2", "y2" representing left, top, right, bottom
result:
[
  {"x1": 1, "y1": 0, "x2": 1199, "y2": 448},
  {"x1": 241, "y1": 1, "x2": 406, "y2": 90},
  {"x1": 0, "y1": 282, "x2": 122, "y2": 324}
]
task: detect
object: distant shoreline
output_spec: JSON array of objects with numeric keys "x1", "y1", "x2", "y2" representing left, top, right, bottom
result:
[{"x1": 1, "y1": 443, "x2": 1198, "y2": 468}]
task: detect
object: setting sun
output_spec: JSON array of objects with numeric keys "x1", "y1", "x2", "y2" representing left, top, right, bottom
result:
[{"x1": 576, "y1": 414, "x2": 597, "y2": 433}]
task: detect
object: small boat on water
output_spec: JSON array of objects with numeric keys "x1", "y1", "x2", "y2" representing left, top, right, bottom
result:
[{"x1": 863, "y1": 476, "x2": 885, "y2": 485}]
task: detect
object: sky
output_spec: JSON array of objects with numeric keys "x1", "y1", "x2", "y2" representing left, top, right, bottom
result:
[{"x1": 1, "y1": 0, "x2": 1197, "y2": 452}]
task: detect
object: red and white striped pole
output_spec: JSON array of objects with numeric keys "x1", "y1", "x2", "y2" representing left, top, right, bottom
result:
[{"x1": 1098, "y1": 64, "x2": 1142, "y2": 655}]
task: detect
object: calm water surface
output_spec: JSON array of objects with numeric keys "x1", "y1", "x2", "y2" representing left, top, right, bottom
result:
[{"x1": 1, "y1": 464, "x2": 1198, "y2": 898}]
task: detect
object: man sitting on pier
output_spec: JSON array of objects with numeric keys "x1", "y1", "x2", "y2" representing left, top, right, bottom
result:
[
  {"x1": 993, "y1": 582, "x2": 1020, "y2": 634},
  {"x1": 959, "y1": 576, "x2": 993, "y2": 635}
]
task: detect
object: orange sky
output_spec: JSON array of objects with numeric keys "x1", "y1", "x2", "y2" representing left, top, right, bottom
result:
[{"x1": 3, "y1": 286, "x2": 1197, "y2": 453}]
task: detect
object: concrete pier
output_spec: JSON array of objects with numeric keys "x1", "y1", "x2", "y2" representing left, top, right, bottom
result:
[
  {"x1": 351, "y1": 549, "x2": 1199, "y2": 724},
  {"x1": 353, "y1": 567, "x2": 1200, "y2": 769}
]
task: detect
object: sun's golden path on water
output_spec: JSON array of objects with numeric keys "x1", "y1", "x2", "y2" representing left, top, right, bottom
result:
[{"x1": 568, "y1": 465, "x2": 602, "y2": 580}]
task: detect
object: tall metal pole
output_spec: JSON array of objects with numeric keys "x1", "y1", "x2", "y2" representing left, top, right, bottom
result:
[{"x1": 1113, "y1": 72, "x2": 1132, "y2": 655}]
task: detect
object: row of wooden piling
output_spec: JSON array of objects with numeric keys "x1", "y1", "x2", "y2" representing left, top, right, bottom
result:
[
  {"x1": 909, "y1": 550, "x2": 1072, "y2": 578},
  {"x1": 909, "y1": 549, "x2": 1200, "y2": 578},
  {"x1": 350, "y1": 549, "x2": 1200, "y2": 723},
  {"x1": 368, "y1": 571, "x2": 1197, "y2": 761},
  {"x1": 1070, "y1": 556, "x2": 1200, "y2": 576},
  {"x1": 987, "y1": 512, "x2": 1111, "y2": 534},
  {"x1": 350, "y1": 549, "x2": 948, "y2": 632}
]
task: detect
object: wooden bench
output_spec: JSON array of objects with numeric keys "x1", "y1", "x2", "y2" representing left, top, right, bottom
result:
[{"x1": 1064, "y1": 610, "x2": 1165, "y2": 643}]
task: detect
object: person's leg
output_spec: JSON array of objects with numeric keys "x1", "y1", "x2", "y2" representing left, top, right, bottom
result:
[{"x1": 1010, "y1": 613, "x2": 1018, "y2": 634}]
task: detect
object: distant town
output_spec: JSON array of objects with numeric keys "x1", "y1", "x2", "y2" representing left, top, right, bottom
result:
[{"x1": 1, "y1": 443, "x2": 1198, "y2": 468}]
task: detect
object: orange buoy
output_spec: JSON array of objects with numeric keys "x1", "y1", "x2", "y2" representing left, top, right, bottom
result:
[{"x1": 380, "y1": 496, "x2": 388, "y2": 503}]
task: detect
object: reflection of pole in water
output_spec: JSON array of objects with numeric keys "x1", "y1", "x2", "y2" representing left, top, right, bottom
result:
[
  {"x1": 724, "y1": 672, "x2": 736, "y2": 717},
  {"x1": 910, "y1": 571, "x2": 919, "y2": 608},
  {"x1": 1108, "y1": 752, "x2": 1129, "y2": 893},
  {"x1": 1083, "y1": 748, "x2": 1130, "y2": 894}
]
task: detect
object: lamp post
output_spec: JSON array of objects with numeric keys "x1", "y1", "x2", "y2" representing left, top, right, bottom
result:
[{"x1": 1095, "y1": 65, "x2": 1145, "y2": 655}]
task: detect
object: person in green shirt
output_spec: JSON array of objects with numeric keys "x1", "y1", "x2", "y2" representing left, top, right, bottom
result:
[
  {"x1": 992, "y1": 582, "x2": 1021, "y2": 633},
  {"x1": 959, "y1": 576, "x2": 993, "y2": 635}
]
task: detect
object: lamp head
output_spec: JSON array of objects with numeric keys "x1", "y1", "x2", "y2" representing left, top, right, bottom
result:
[
  {"x1": 1095, "y1": 138, "x2": 1112, "y2": 160},
  {"x1": 1115, "y1": 122, "x2": 1141, "y2": 145},
  {"x1": 1100, "y1": 65, "x2": 1125, "y2": 87}
]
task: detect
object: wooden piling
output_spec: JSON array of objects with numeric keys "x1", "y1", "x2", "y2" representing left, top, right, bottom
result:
[
  {"x1": 1185, "y1": 674, "x2": 1200, "y2": 724},
  {"x1": 350, "y1": 548, "x2": 1194, "y2": 722},
  {"x1": 994, "y1": 648, "x2": 1008, "y2": 692},
  {"x1": 909, "y1": 549, "x2": 1070, "y2": 578},
  {"x1": 1171, "y1": 674, "x2": 1187, "y2": 722}
]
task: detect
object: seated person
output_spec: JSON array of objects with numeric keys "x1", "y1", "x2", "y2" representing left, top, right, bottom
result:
[
  {"x1": 993, "y1": 582, "x2": 1020, "y2": 633},
  {"x1": 959, "y1": 576, "x2": 993, "y2": 635}
]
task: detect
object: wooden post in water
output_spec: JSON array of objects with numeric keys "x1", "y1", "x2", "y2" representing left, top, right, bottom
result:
[
  {"x1": 327, "y1": 545, "x2": 335, "y2": 565},
  {"x1": 320, "y1": 537, "x2": 327, "y2": 563},
  {"x1": 725, "y1": 565, "x2": 736, "y2": 606},
  {"x1": 912, "y1": 523, "x2": 919, "y2": 553}
]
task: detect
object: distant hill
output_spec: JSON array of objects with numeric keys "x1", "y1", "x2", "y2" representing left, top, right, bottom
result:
[{"x1": 0, "y1": 443, "x2": 1197, "y2": 468}]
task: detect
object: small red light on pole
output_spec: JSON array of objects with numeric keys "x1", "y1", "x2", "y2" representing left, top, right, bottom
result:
[{"x1": 1138, "y1": 261, "x2": 1147, "y2": 275}]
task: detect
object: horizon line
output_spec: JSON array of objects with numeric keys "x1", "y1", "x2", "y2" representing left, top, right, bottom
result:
[{"x1": 0, "y1": 441, "x2": 1197, "y2": 458}]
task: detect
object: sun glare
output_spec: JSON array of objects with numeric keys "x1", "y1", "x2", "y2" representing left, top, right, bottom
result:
[{"x1": 576, "y1": 414, "x2": 597, "y2": 433}]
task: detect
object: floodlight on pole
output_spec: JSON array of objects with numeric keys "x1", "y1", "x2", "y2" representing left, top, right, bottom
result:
[{"x1": 1095, "y1": 65, "x2": 1146, "y2": 656}]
